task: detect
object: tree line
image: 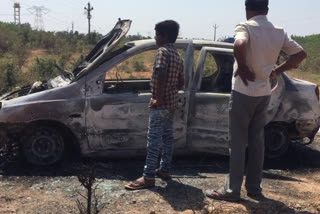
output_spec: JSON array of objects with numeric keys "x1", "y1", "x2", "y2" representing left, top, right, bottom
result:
[
  {"x1": 0, "y1": 21, "x2": 319, "y2": 95},
  {"x1": 0, "y1": 21, "x2": 103, "y2": 94}
]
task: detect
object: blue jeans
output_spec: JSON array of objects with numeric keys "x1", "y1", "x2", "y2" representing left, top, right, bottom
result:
[{"x1": 143, "y1": 108, "x2": 175, "y2": 179}]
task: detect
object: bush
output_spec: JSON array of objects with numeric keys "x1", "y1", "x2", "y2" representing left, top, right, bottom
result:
[
  {"x1": 0, "y1": 63, "x2": 20, "y2": 94},
  {"x1": 5, "y1": 64, "x2": 19, "y2": 88},
  {"x1": 133, "y1": 60, "x2": 146, "y2": 72},
  {"x1": 28, "y1": 57, "x2": 60, "y2": 81},
  {"x1": 116, "y1": 61, "x2": 130, "y2": 73},
  {"x1": 58, "y1": 53, "x2": 72, "y2": 70},
  {"x1": 11, "y1": 40, "x2": 29, "y2": 69},
  {"x1": 71, "y1": 55, "x2": 85, "y2": 71},
  {"x1": 292, "y1": 34, "x2": 320, "y2": 73}
]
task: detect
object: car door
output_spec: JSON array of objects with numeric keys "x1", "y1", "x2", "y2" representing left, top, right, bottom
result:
[
  {"x1": 85, "y1": 42, "x2": 194, "y2": 151},
  {"x1": 188, "y1": 47, "x2": 234, "y2": 155}
]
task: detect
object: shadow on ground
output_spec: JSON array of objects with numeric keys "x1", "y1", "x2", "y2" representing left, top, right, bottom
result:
[
  {"x1": 264, "y1": 142, "x2": 320, "y2": 170},
  {"x1": 1, "y1": 142, "x2": 320, "y2": 180},
  {"x1": 150, "y1": 179, "x2": 206, "y2": 212},
  {"x1": 239, "y1": 196, "x2": 314, "y2": 214}
]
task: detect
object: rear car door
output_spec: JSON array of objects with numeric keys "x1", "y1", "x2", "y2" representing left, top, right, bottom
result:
[{"x1": 188, "y1": 47, "x2": 234, "y2": 155}]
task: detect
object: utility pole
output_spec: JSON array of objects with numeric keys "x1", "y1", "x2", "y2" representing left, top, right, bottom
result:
[
  {"x1": 84, "y1": 2, "x2": 93, "y2": 40},
  {"x1": 71, "y1": 21, "x2": 74, "y2": 33},
  {"x1": 213, "y1": 24, "x2": 219, "y2": 41},
  {"x1": 28, "y1": 6, "x2": 49, "y2": 30},
  {"x1": 13, "y1": 2, "x2": 21, "y2": 25}
]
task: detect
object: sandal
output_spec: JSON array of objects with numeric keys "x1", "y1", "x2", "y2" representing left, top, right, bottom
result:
[
  {"x1": 205, "y1": 188, "x2": 240, "y2": 202},
  {"x1": 125, "y1": 177, "x2": 155, "y2": 190}
]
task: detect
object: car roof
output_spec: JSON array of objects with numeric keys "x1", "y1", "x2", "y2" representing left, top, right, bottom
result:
[{"x1": 126, "y1": 39, "x2": 233, "y2": 50}]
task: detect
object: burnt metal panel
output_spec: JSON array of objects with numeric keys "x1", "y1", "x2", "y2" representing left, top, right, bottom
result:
[
  {"x1": 188, "y1": 93, "x2": 230, "y2": 154},
  {"x1": 0, "y1": 78, "x2": 88, "y2": 153}
]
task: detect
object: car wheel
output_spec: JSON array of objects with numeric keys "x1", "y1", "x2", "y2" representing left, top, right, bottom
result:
[
  {"x1": 265, "y1": 125, "x2": 289, "y2": 159},
  {"x1": 22, "y1": 126, "x2": 65, "y2": 166}
]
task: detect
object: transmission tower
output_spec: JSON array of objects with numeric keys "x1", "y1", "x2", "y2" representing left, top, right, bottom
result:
[
  {"x1": 13, "y1": 2, "x2": 21, "y2": 25},
  {"x1": 84, "y1": 2, "x2": 93, "y2": 38},
  {"x1": 28, "y1": 6, "x2": 49, "y2": 30}
]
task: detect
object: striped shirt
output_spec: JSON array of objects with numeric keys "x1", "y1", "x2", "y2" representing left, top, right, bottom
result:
[{"x1": 150, "y1": 43, "x2": 184, "y2": 110}]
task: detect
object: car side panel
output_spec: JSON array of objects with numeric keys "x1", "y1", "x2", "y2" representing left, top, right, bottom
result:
[
  {"x1": 86, "y1": 93, "x2": 150, "y2": 150},
  {"x1": 188, "y1": 93, "x2": 230, "y2": 155},
  {"x1": 0, "y1": 80, "x2": 87, "y2": 152},
  {"x1": 272, "y1": 75, "x2": 320, "y2": 138}
]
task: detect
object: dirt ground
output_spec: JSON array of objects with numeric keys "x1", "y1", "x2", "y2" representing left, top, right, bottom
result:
[{"x1": 1, "y1": 136, "x2": 320, "y2": 214}]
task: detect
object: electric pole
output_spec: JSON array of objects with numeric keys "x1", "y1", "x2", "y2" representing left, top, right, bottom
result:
[
  {"x1": 213, "y1": 24, "x2": 219, "y2": 41},
  {"x1": 13, "y1": 2, "x2": 21, "y2": 25},
  {"x1": 28, "y1": 6, "x2": 49, "y2": 30},
  {"x1": 84, "y1": 2, "x2": 93, "y2": 40}
]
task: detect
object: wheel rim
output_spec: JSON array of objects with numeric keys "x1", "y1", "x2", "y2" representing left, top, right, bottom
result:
[
  {"x1": 24, "y1": 128, "x2": 64, "y2": 166},
  {"x1": 267, "y1": 129, "x2": 286, "y2": 151},
  {"x1": 265, "y1": 125, "x2": 289, "y2": 158}
]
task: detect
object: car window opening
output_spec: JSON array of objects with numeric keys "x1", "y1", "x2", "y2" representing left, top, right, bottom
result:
[
  {"x1": 103, "y1": 49, "x2": 155, "y2": 94},
  {"x1": 200, "y1": 53, "x2": 234, "y2": 93},
  {"x1": 103, "y1": 48, "x2": 187, "y2": 94}
]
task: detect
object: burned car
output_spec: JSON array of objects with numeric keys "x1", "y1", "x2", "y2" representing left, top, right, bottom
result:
[{"x1": 0, "y1": 19, "x2": 319, "y2": 166}]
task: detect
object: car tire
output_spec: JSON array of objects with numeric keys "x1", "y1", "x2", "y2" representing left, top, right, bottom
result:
[
  {"x1": 265, "y1": 124, "x2": 289, "y2": 159},
  {"x1": 22, "y1": 126, "x2": 65, "y2": 166}
]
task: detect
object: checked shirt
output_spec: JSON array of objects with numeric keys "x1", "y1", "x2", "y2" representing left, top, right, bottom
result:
[{"x1": 150, "y1": 43, "x2": 184, "y2": 110}]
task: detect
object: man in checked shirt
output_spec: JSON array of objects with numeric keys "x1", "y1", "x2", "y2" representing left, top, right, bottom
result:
[{"x1": 125, "y1": 20, "x2": 184, "y2": 190}]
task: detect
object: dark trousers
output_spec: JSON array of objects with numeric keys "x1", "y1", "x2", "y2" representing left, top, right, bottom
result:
[{"x1": 225, "y1": 90, "x2": 271, "y2": 195}]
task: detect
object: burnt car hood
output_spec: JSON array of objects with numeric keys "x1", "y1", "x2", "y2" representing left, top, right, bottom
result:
[
  {"x1": 72, "y1": 19, "x2": 132, "y2": 79},
  {"x1": 0, "y1": 19, "x2": 132, "y2": 101}
]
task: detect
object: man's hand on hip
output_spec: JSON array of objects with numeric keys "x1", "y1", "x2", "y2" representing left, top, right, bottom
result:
[
  {"x1": 233, "y1": 39, "x2": 255, "y2": 86},
  {"x1": 235, "y1": 65, "x2": 255, "y2": 86},
  {"x1": 149, "y1": 98, "x2": 163, "y2": 108}
]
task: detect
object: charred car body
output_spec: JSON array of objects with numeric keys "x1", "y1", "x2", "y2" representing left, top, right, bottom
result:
[{"x1": 0, "y1": 19, "x2": 319, "y2": 166}]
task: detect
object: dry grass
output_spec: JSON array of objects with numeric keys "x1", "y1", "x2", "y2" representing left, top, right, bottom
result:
[
  {"x1": 287, "y1": 69, "x2": 320, "y2": 86},
  {"x1": 106, "y1": 50, "x2": 156, "y2": 80}
]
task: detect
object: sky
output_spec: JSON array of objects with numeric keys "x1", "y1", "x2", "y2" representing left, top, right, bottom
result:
[{"x1": 1, "y1": 0, "x2": 319, "y2": 40}]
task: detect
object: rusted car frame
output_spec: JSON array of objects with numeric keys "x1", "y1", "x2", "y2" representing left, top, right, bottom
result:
[{"x1": 0, "y1": 20, "x2": 319, "y2": 166}]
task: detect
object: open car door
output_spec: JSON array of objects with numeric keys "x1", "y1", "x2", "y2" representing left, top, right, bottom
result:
[{"x1": 188, "y1": 47, "x2": 234, "y2": 155}]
